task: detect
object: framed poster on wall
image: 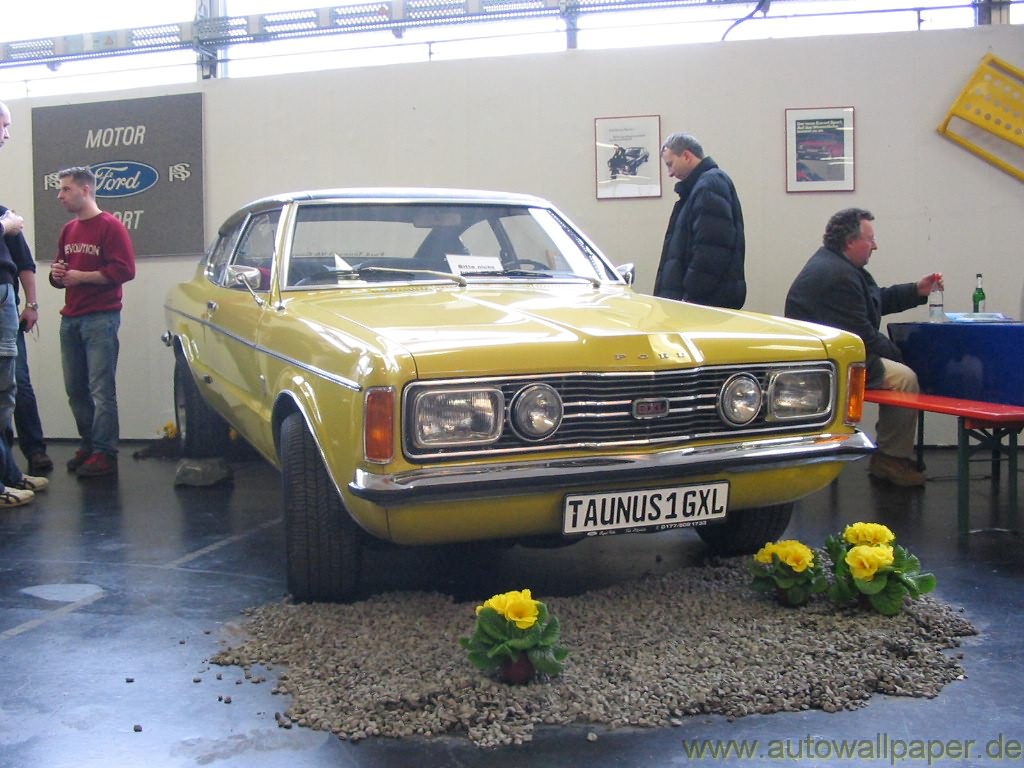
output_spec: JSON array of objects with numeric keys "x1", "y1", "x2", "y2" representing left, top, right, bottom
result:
[
  {"x1": 595, "y1": 115, "x2": 661, "y2": 199},
  {"x1": 785, "y1": 106, "x2": 855, "y2": 192}
]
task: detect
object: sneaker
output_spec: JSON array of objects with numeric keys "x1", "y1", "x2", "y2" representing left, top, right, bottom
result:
[
  {"x1": 11, "y1": 474, "x2": 48, "y2": 492},
  {"x1": 76, "y1": 452, "x2": 117, "y2": 478},
  {"x1": 28, "y1": 452, "x2": 53, "y2": 474},
  {"x1": 0, "y1": 487, "x2": 34, "y2": 508},
  {"x1": 66, "y1": 450, "x2": 90, "y2": 473},
  {"x1": 869, "y1": 452, "x2": 926, "y2": 487}
]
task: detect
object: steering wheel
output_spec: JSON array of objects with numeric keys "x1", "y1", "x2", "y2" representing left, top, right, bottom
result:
[{"x1": 291, "y1": 264, "x2": 334, "y2": 287}]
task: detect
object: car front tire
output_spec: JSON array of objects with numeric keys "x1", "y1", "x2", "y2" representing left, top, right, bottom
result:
[
  {"x1": 694, "y1": 502, "x2": 794, "y2": 555},
  {"x1": 281, "y1": 412, "x2": 363, "y2": 602},
  {"x1": 174, "y1": 355, "x2": 231, "y2": 458}
]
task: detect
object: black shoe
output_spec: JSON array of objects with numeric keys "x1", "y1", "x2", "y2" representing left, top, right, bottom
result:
[{"x1": 28, "y1": 452, "x2": 53, "y2": 474}]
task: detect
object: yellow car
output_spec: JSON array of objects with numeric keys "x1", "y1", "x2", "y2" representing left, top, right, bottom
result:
[{"x1": 163, "y1": 189, "x2": 873, "y2": 601}]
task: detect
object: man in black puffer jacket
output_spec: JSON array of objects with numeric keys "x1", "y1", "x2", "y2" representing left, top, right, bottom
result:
[{"x1": 654, "y1": 132, "x2": 746, "y2": 309}]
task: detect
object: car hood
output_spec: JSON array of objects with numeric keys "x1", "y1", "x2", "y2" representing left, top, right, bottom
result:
[{"x1": 291, "y1": 285, "x2": 850, "y2": 376}]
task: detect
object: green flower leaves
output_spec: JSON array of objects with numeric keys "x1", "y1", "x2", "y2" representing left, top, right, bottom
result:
[
  {"x1": 750, "y1": 551, "x2": 828, "y2": 607},
  {"x1": 754, "y1": 524, "x2": 937, "y2": 615},
  {"x1": 460, "y1": 597, "x2": 568, "y2": 678},
  {"x1": 825, "y1": 526, "x2": 937, "y2": 616}
]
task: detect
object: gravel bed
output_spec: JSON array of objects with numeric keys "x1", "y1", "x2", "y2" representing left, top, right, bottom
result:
[{"x1": 211, "y1": 557, "x2": 976, "y2": 748}]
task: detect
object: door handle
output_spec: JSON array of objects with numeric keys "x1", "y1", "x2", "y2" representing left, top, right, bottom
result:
[{"x1": 206, "y1": 300, "x2": 218, "y2": 313}]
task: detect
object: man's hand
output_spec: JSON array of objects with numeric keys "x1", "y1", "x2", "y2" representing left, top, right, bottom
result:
[
  {"x1": 0, "y1": 210, "x2": 24, "y2": 237},
  {"x1": 50, "y1": 259, "x2": 68, "y2": 286},
  {"x1": 61, "y1": 269, "x2": 88, "y2": 287},
  {"x1": 916, "y1": 272, "x2": 943, "y2": 296},
  {"x1": 54, "y1": 267, "x2": 110, "y2": 287},
  {"x1": 19, "y1": 306, "x2": 37, "y2": 332}
]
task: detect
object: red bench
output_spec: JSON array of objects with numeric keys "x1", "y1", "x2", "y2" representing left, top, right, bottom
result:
[{"x1": 864, "y1": 390, "x2": 1024, "y2": 534}]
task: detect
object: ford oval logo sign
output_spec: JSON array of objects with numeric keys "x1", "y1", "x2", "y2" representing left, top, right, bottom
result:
[{"x1": 90, "y1": 161, "x2": 159, "y2": 198}]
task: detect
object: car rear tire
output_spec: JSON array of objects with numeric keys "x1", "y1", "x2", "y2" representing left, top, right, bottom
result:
[
  {"x1": 694, "y1": 502, "x2": 794, "y2": 556},
  {"x1": 281, "y1": 412, "x2": 363, "y2": 602},
  {"x1": 174, "y1": 356, "x2": 231, "y2": 458}
]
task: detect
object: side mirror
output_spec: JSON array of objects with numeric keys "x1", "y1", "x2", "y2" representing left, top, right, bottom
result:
[
  {"x1": 226, "y1": 264, "x2": 262, "y2": 289},
  {"x1": 225, "y1": 264, "x2": 266, "y2": 305},
  {"x1": 616, "y1": 262, "x2": 636, "y2": 286}
]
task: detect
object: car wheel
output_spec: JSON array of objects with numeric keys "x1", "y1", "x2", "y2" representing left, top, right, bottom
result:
[
  {"x1": 174, "y1": 355, "x2": 231, "y2": 458},
  {"x1": 694, "y1": 502, "x2": 794, "y2": 556},
  {"x1": 281, "y1": 412, "x2": 363, "y2": 602}
]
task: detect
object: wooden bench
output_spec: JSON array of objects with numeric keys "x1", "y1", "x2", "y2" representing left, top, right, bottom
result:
[{"x1": 864, "y1": 389, "x2": 1024, "y2": 535}]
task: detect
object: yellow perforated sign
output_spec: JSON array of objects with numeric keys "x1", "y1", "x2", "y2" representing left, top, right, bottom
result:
[{"x1": 938, "y1": 53, "x2": 1024, "y2": 182}]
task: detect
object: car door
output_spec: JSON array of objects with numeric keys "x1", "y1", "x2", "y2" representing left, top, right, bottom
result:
[{"x1": 201, "y1": 207, "x2": 281, "y2": 441}]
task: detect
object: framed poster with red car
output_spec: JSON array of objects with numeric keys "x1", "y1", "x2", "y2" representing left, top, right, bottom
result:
[{"x1": 786, "y1": 106, "x2": 855, "y2": 192}]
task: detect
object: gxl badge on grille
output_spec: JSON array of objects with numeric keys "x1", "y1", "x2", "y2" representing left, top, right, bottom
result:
[{"x1": 632, "y1": 398, "x2": 670, "y2": 420}]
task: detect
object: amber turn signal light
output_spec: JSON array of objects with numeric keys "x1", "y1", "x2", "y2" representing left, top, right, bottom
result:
[
  {"x1": 364, "y1": 387, "x2": 395, "y2": 463},
  {"x1": 846, "y1": 363, "x2": 866, "y2": 424}
]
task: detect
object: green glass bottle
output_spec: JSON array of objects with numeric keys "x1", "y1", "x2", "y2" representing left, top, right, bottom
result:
[{"x1": 972, "y1": 273, "x2": 986, "y2": 313}]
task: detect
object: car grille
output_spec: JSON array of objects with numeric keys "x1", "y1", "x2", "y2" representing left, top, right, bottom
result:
[{"x1": 404, "y1": 362, "x2": 835, "y2": 460}]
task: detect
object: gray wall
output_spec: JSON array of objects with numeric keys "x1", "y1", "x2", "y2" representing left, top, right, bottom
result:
[{"x1": 3, "y1": 24, "x2": 1023, "y2": 446}]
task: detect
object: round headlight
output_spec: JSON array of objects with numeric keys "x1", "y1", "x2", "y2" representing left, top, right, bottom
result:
[
  {"x1": 718, "y1": 374, "x2": 763, "y2": 426},
  {"x1": 510, "y1": 384, "x2": 563, "y2": 440}
]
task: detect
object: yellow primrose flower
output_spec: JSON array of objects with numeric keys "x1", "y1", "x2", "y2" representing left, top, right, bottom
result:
[
  {"x1": 846, "y1": 544, "x2": 895, "y2": 581},
  {"x1": 476, "y1": 589, "x2": 540, "y2": 628},
  {"x1": 477, "y1": 591, "x2": 511, "y2": 616},
  {"x1": 753, "y1": 542, "x2": 777, "y2": 565},
  {"x1": 503, "y1": 591, "x2": 540, "y2": 629},
  {"x1": 844, "y1": 522, "x2": 895, "y2": 547},
  {"x1": 772, "y1": 540, "x2": 815, "y2": 573}
]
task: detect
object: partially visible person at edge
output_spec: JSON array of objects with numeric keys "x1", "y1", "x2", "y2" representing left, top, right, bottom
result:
[
  {"x1": 0, "y1": 100, "x2": 49, "y2": 508},
  {"x1": 3, "y1": 202, "x2": 53, "y2": 476},
  {"x1": 49, "y1": 166, "x2": 136, "y2": 479},
  {"x1": 784, "y1": 207, "x2": 942, "y2": 487},
  {"x1": 653, "y1": 132, "x2": 746, "y2": 309}
]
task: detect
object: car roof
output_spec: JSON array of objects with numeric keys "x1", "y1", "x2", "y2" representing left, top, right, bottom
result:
[{"x1": 220, "y1": 188, "x2": 555, "y2": 233}]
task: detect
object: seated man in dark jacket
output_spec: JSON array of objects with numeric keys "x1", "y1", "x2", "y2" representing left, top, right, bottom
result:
[
  {"x1": 654, "y1": 132, "x2": 745, "y2": 309},
  {"x1": 785, "y1": 208, "x2": 942, "y2": 487}
]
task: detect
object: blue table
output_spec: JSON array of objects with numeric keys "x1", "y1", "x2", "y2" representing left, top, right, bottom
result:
[
  {"x1": 886, "y1": 321, "x2": 1024, "y2": 532},
  {"x1": 888, "y1": 320, "x2": 1024, "y2": 406}
]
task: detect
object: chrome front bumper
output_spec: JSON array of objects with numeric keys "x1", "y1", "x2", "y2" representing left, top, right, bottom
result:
[{"x1": 348, "y1": 430, "x2": 875, "y2": 505}]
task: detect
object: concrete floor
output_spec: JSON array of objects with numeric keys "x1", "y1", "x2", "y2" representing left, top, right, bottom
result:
[{"x1": 1, "y1": 442, "x2": 1022, "y2": 767}]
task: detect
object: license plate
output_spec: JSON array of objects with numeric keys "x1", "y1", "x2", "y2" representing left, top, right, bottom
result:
[{"x1": 562, "y1": 481, "x2": 729, "y2": 535}]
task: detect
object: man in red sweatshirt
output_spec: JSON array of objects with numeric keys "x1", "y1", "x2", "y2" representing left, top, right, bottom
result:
[{"x1": 49, "y1": 166, "x2": 136, "y2": 478}]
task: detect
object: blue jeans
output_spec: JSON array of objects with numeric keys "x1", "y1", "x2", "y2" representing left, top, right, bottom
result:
[
  {"x1": 60, "y1": 311, "x2": 121, "y2": 457},
  {"x1": 0, "y1": 284, "x2": 19, "y2": 488},
  {"x1": 2, "y1": 430, "x2": 22, "y2": 485},
  {"x1": 12, "y1": 328, "x2": 46, "y2": 458}
]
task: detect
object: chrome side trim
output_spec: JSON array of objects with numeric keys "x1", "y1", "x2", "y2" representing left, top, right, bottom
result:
[
  {"x1": 349, "y1": 430, "x2": 875, "y2": 505},
  {"x1": 162, "y1": 308, "x2": 361, "y2": 392}
]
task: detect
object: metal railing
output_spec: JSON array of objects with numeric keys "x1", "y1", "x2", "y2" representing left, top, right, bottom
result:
[{"x1": 0, "y1": 0, "x2": 1016, "y2": 73}]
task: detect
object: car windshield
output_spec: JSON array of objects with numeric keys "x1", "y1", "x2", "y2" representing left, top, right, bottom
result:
[{"x1": 283, "y1": 202, "x2": 615, "y2": 289}]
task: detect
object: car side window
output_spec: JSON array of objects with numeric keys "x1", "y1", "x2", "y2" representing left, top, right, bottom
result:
[
  {"x1": 227, "y1": 209, "x2": 281, "y2": 291},
  {"x1": 204, "y1": 221, "x2": 244, "y2": 285}
]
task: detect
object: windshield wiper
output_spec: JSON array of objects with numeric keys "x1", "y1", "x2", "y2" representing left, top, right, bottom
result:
[
  {"x1": 459, "y1": 269, "x2": 601, "y2": 288},
  {"x1": 361, "y1": 266, "x2": 468, "y2": 286},
  {"x1": 295, "y1": 265, "x2": 467, "y2": 287}
]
